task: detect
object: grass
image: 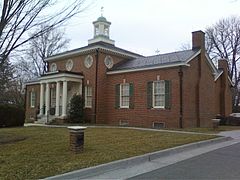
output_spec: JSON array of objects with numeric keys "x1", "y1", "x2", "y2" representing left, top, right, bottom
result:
[{"x1": 0, "y1": 127, "x2": 217, "y2": 179}]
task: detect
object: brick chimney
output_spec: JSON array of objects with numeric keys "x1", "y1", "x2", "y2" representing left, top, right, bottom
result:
[
  {"x1": 192, "y1": 30, "x2": 205, "y2": 50},
  {"x1": 218, "y1": 59, "x2": 229, "y2": 117},
  {"x1": 218, "y1": 58, "x2": 228, "y2": 71}
]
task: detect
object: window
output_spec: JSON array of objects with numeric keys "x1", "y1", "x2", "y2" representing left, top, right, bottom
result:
[
  {"x1": 147, "y1": 80, "x2": 171, "y2": 109},
  {"x1": 153, "y1": 81, "x2": 165, "y2": 108},
  {"x1": 85, "y1": 86, "x2": 92, "y2": 108},
  {"x1": 50, "y1": 63, "x2": 57, "y2": 72},
  {"x1": 120, "y1": 83, "x2": 130, "y2": 108},
  {"x1": 51, "y1": 88, "x2": 56, "y2": 107},
  {"x1": 115, "y1": 83, "x2": 134, "y2": 109},
  {"x1": 30, "y1": 91, "x2": 36, "y2": 108}
]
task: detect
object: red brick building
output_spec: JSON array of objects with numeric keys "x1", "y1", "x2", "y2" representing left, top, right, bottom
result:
[{"x1": 25, "y1": 16, "x2": 233, "y2": 128}]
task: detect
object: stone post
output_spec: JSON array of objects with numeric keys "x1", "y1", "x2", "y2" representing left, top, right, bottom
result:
[
  {"x1": 212, "y1": 119, "x2": 220, "y2": 130},
  {"x1": 68, "y1": 126, "x2": 87, "y2": 153}
]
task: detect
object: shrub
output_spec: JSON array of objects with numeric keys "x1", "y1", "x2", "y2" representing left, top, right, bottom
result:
[
  {"x1": 0, "y1": 104, "x2": 25, "y2": 127},
  {"x1": 68, "y1": 94, "x2": 84, "y2": 123},
  {"x1": 233, "y1": 106, "x2": 240, "y2": 113}
]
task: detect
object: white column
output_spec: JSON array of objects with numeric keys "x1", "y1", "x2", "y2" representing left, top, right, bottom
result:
[
  {"x1": 45, "y1": 83, "x2": 50, "y2": 116},
  {"x1": 79, "y1": 79, "x2": 83, "y2": 96},
  {"x1": 39, "y1": 83, "x2": 44, "y2": 115},
  {"x1": 55, "y1": 81, "x2": 60, "y2": 116},
  {"x1": 62, "y1": 80, "x2": 68, "y2": 117}
]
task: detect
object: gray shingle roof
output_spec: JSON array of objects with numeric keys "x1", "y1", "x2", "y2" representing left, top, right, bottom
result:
[
  {"x1": 46, "y1": 42, "x2": 142, "y2": 61},
  {"x1": 111, "y1": 49, "x2": 200, "y2": 71}
]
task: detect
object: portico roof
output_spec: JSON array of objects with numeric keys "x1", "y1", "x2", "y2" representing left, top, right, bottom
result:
[{"x1": 25, "y1": 71, "x2": 83, "y2": 85}]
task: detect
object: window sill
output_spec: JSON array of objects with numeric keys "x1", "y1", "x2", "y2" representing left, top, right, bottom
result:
[
  {"x1": 119, "y1": 106, "x2": 129, "y2": 109},
  {"x1": 152, "y1": 106, "x2": 165, "y2": 109},
  {"x1": 84, "y1": 106, "x2": 92, "y2": 109}
]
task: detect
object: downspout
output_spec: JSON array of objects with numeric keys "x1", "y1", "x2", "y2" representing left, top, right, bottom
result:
[
  {"x1": 24, "y1": 86, "x2": 27, "y2": 120},
  {"x1": 94, "y1": 48, "x2": 99, "y2": 124},
  {"x1": 178, "y1": 66, "x2": 183, "y2": 128},
  {"x1": 196, "y1": 55, "x2": 201, "y2": 127}
]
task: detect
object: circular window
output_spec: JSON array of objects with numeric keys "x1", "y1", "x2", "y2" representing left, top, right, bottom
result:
[
  {"x1": 104, "y1": 55, "x2": 113, "y2": 69},
  {"x1": 50, "y1": 63, "x2": 57, "y2": 72},
  {"x1": 84, "y1": 55, "x2": 93, "y2": 68},
  {"x1": 66, "y1": 59, "x2": 73, "y2": 71}
]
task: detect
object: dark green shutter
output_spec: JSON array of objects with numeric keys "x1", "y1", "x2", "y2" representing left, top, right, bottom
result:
[
  {"x1": 165, "y1": 80, "x2": 171, "y2": 109},
  {"x1": 29, "y1": 91, "x2": 31, "y2": 108},
  {"x1": 115, "y1": 84, "x2": 120, "y2": 109},
  {"x1": 147, "y1": 81, "x2": 153, "y2": 109},
  {"x1": 129, "y1": 83, "x2": 134, "y2": 109},
  {"x1": 35, "y1": 92, "x2": 37, "y2": 108}
]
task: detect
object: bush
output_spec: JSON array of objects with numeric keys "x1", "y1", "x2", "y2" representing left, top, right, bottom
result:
[
  {"x1": 0, "y1": 104, "x2": 25, "y2": 127},
  {"x1": 233, "y1": 106, "x2": 240, "y2": 113},
  {"x1": 68, "y1": 94, "x2": 84, "y2": 123},
  {"x1": 225, "y1": 116, "x2": 240, "y2": 126}
]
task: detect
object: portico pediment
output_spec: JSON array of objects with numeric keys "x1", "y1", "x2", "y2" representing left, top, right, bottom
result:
[{"x1": 39, "y1": 71, "x2": 84, "y2": 83}]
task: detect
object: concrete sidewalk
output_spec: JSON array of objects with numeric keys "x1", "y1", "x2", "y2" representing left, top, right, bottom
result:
[
  {"x1": 25, "y1": 123, "x2": 216, "y2": 136},
  {"x1": 45, "y1": 135, "x2": 240, "y2": 180}
]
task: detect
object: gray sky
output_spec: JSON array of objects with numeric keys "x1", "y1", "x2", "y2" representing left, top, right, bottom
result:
[{"x1": 65, "y1": 0, "x2": 240, "y2": 56}]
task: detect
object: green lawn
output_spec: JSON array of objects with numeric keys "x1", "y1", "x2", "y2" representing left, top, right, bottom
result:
[{"x1": 0, "y1": 127, "x2": 217, "y2": 179}]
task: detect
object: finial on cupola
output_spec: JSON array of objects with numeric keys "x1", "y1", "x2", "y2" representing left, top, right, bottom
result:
[{"x1": 88, "y1": 7, "x2": 115, "y2": 45}]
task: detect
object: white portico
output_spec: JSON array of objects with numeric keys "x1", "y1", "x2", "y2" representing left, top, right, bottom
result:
[{"x1": 38, "y1": 71, "x2": 83, "y2": 121}]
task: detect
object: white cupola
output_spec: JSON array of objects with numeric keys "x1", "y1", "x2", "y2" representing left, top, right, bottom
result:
[{"x1": 88, "y1": 15, "x2": 115, "y2": 45}]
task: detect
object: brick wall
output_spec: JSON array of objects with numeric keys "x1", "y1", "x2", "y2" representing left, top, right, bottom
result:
[
  {"x1": 25, "y1": 32, "x2": 232, "y2": 128},
  {"x1": 105, "y1": 68, "x2": 180, "y2": 128},
  {"x1": 49, "y1": 50, "x2": 127, "y2": 123},
  {"x1": 25, "y1": 84, "x2": 40, "y2": 122}
]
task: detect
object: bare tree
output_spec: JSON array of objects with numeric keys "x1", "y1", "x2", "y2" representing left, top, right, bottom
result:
[
  {"x1": 24, "y1": 26, "x2": 70, "y2": 76},
  {"x1": 205, "y1": 16, "x2": 240, "y2": 105},
  {"x1": 0, "y1": 0, "x2": 93, "y2": 105},
  {"x1": 0, "y1": 0, "x2": 91, "y2": 63}
]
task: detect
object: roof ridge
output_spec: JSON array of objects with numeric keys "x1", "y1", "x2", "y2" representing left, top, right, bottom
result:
[{"x1": 143, "y1": 49, "x2": 196, "y2": 59}]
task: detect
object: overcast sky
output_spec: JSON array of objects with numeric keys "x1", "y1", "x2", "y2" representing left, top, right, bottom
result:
[{"x1": 65, "y1": 0, "x2": 240, "y2": 56}]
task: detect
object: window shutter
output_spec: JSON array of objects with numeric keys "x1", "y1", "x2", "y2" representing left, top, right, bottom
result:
[
  {"x1": 115, "y1": 84, "x2": 120, "y2": 109},
  {"x1": 147, "y1": 81, "x2": 153, "y2": 109},
  {"x1": 129, "y1": 83, "x2": 134, "y2": 109},
  {"x1": 35, "y1": 92, "x2": 37, "y2": 108},
  {"x1": 29, "y1": 91, "x2": 31, "y2": 108},
  {"x1": 165, "y1": 80, "x2": 171, "y2": 109}
]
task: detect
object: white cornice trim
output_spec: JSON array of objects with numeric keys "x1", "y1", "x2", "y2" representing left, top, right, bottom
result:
[
  {"x1": 45, "y1": 45, "x2": 141, "y2": 62},
  {"x1": 39, "y1": 73, "x2": 83, "y2": 82},
  {"x1": 185, "y1": 49, "x2": 201, "y2": 63},
  {"x1": 228, "y1": 76, "x2": 234, "y2": 86},
  {"x1": 25, "y1": 81, "x2": 40, "y2": 85},
  {"x1": 205, "y1": 53, "x2": 219, "y2": 74},
  {"x1": 214, "y1": 71, "x2": 223, "y2": 81},
  {"x1": 107, "y1": 63, "x2": 190, "y2": 75}
]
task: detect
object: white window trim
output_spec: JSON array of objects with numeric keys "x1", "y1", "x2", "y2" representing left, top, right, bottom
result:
[
  {"x1": 120, "y1": 83, "x2": 129, "y2": 108},
  {"x1": 84, "y1": 86, "x2": 92, "y2": 108},
  {"x1": 30, "y1": 91, "x2": 36, "y2": 108},
  {"x1": 152, "y1": 81, "x2": 165, "y2": 109}
]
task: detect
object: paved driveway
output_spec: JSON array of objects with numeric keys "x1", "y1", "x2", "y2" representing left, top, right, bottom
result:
[
  {"x1": 219, "y1": 130, "x2": 240, "y2": 139},
  {"x1": 129, "y1": 141, "x2": 240, "y2": 180}
]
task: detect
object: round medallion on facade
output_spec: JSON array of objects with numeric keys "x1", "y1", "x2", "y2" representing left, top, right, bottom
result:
[
  {"x1": 66, "y1": 59, "x2": 73, "y2": 71},
  {"x1": 50, "y1": 63, "x2": 57, "y2": 72},
  {"x1": 84, "y1": 55, "x2": 93, "y2": 68},
  {"x1": 104, "y1": 55, "x2": 113, "y2": 69}
]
